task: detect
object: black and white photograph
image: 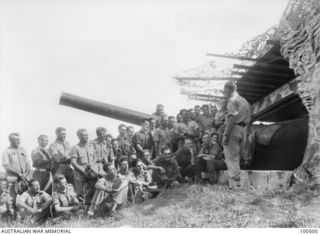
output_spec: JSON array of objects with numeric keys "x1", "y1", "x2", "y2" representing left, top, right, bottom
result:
[{"x1": 0, "y1": 0, "x2": 320, "y2": 230}]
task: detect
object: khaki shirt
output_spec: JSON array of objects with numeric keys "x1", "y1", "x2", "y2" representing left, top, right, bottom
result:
[
  {"x1": 71, "y1": 143, "x2": 97, "y2": 180},
  {"x1": 17, "y1": 190, "x2": 52, "y2": 210},
  {"x1": 226, "y1": 92, "x2": 251, "y2": 124},
  {"x1": 196, "y1": 114, "x2": 215, "y2": 132},
  {"x1": 70, "y1": 143, "x2": 96, "y2": 166},
  {"x1": 2, "y1": 147, "x2": 31, "y2": 178},
  {"x1": 89, "y1": 139, "x2": 112, "y2": 164},
  {"x1": 174, "y1": 120, "x2": 199, "y2": 137},
  {"x1": 132, "y1": 130, "x2": 153, "y2": 158},
  {"x1": 52, "y1": 184, "x2": 78, "y2": 207},
  {"x1": 174, "y1": 120, "x2": 199, "y2": 148},
  {"x1": 117, "y1": 135, "x2": 136, "y2": 156},
  {"x1": 31, "y1": 147, "x2": 52, "y2": 170},
  {"x1": 48, "y1": 140, "x2": 72, "y2": 164},
  {"x1": 154, "y1": 128, "x2": 171, "y2": 147}
]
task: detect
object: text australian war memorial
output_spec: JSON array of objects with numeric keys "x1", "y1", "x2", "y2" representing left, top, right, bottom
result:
[{"x1": 1, "y1": 0, "x2": 320, "y2": 227}]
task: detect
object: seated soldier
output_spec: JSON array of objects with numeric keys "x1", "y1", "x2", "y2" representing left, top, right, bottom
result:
[
  {"x1": 52, "y1": 174, "x2": 82, "y2": 219},
  {"x1": 141, "y1": 149, "x2": 166, "y2": 177},
  {"x1": 0, "y1": 178, "x2": 14, "y2": 219},
  {"x1": 16, "y1": 179, "x2": 52, "y2": 224},
  {"x1": 174, "y1": 138, "x2": 197, "y2": 179},
  {"x1": 153, "y1": 146, "x2": 182, "y2": 187},
  {"x1": 130, "y1": 159, "x2": 154, "y2": 203},
  {"x1": 196, "y1": 133, "x2": 226, "y2": 184},
  {"x1": 88, "y1": 163, "x2": 130, "y2": 217}
]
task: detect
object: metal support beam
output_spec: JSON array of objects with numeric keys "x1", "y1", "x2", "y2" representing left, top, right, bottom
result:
[
  {"x1": 233, "y1": 64, "x2": 294, "y2": 74},
  {"x1": 251, "y1": 78, "x2": 299, "y2": 116},
  {"x1": 232, "y1": 71, "x2": 293, "y2": 79},
  {"x1": 236, "y1": 81, "x2": 278, "y2": 89}
]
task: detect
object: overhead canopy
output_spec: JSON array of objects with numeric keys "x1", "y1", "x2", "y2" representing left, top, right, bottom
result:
[{"x1": 229, "y1": 42, "x2": 308, "y2": 121}]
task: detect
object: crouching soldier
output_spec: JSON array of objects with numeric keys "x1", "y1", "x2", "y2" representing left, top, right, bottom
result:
[
  {"x1": 88, "y1": 163, "x2": 129, "y2": 217},
  {"x1": 196, "y1": 133, "x2": 227, "y2": 184},
  {"x1": 130, "y1": 159, "x2": 154, "y2": 203},
  {"x1": 153, "y1": 146, "x2": 183, "y2": 187},
  {"x1": 0, "y1": 178, "x2": 14, "y2": 220},
  {"x1": 52, "y1": 174, "x2": 83, "y2": 219},
  {"x1": 16, "y1": 179, "x2": 52, "y2": 225}
]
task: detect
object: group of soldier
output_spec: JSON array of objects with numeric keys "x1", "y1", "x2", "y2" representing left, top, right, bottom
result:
[{"x1": 0, "y1": 81, "x2": 252, "y2": 225}]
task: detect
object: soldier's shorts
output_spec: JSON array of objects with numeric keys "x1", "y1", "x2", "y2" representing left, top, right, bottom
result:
[{"x1": 223, "y1": 125, "x2": 247, "y2": 180}]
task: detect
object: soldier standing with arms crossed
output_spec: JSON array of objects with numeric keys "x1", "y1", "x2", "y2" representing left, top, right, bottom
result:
[{"x1": 222, "y1": 81, "x2": 251, "y2": 189}]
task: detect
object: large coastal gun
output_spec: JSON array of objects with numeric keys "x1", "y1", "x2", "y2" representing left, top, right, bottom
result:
[
  {"x1": 59, "y1": 92, "x2": 307, "y2": 171},
  {"x1": 59, "y1": 92, "x2": 160, "y2": 126}
]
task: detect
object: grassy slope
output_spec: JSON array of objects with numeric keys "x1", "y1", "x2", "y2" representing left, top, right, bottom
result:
[{"x1": 2, "y1": 183, "x2": 320, "y2": 228}]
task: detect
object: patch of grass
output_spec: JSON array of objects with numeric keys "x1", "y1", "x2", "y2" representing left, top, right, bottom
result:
[{"x1": 1, "y1": 183, "x2": 319, "y2": 228}]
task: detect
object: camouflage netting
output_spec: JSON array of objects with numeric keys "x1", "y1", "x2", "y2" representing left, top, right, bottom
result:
[
  {"x1": 232, "y1": 26, "x2": 278, "y2": 59},
  {"x1": 279, "y1": 0, "x2": 320, "y2": 186}
]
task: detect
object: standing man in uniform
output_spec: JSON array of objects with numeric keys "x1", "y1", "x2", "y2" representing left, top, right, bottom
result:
[
  {"x1": 194, "y1": 105, "x2": 202, "y2": 120},
  {"x1": 90, "y1": 127, "x2": 114, "y2": 173},
  {"x1": 197, "y1": 104, "x2": 216, "y2": 135},
  {"x1": 2, "y1": 133, "x2": 31, "y2": 201},
  {"x1": 173, "y1": 109, "x2": 199, "y2": 151},
  {"x1": 71, "y1": 129, "x2": 99, "y2": 203},
  {"x1": 222, "y1": 81, "x2": 251, "y2": 189},
  {"x1": 154, "y1": 117, "x2": 172, "y2": 156},
  {"x1": 49, "y1": 127, "x2": 73, "y2": 184},
  {"x1": 153, "y1": 104, "x2": 168, "y2": 119},
  {"x1": 31, "y1": 135, "x2": 53, "y2": 194},
  {"x1": 117, "y1": 124, "x2": 136, "y2": 157},
  {"x1": 133, "y1": 119, "x2": 153, "y2": 163}
]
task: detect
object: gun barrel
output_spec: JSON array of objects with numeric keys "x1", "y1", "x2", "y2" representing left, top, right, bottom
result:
[{"x1": 59, "y1": 92, "x2": 160, "y2": 125}]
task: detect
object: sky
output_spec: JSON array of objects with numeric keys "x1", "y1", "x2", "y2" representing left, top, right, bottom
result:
[{"x1": 0, "y1": 0, "x2": 288, "y2": 168}]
